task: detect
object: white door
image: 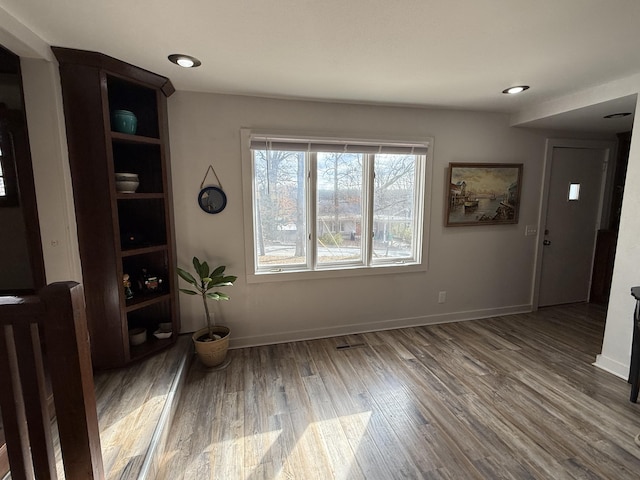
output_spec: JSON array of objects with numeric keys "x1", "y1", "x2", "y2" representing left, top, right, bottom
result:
[{"x1": 538, "y1": 147, "x2": 607, "y2": 307}]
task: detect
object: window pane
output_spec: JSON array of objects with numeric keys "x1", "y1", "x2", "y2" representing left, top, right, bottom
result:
[
  {"x1": 0, "y1": 155, "x2": 4, "y2": 196},
  {"x1": 568, "y1": 183, "x2": 580, "y2": 201},
  {"x1": 372, "y1": 154, "x2": 417, "y2": 262},
  {"x1": 253, "y1": 150, "x2": 307, "y2": 269},
  {"x1": 316, "y1": 152, "x2": 364, "y2": 265}
]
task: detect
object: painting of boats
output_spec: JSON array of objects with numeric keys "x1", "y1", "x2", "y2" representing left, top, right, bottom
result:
[{"x1": 446, "y1": 163, "x2": 522, "y2": 226}]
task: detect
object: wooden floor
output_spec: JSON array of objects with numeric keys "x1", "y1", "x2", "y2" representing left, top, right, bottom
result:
[
  {"x1": 159, "y1": 303, "x2": 640, "y2": 480},
  {"x1": 3, "y1": 335, "x2": 191, "y2": 480},
  {"x1": 95, "y1": 335, "x2": 191, "y2": 479}
]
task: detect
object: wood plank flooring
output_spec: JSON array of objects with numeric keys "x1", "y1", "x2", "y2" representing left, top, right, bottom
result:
[
  {"x1": 159, "y1": 303, "x2": 640, "y2": 479},
  {"x1": 2, "y1": 336, "x2": 191, "y2": 480},
  {"x1": 95, "y1": 335, "x2": 191, "y2": 480}
]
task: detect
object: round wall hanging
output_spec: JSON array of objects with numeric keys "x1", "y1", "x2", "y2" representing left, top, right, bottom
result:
[
  {"x1": 198, "y1": 165, "x2": 227, "y2": 214},
  {"x1": 198, "y1": 185, "x2": 227, "y2": 214}
]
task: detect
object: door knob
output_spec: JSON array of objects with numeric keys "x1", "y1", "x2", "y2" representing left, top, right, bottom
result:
[{"x1": 543, "y1": 240, "x2": 551, "y2": 246}]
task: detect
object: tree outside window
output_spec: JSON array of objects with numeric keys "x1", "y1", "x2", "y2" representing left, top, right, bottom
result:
[{"x1": 249, "y1": 136, "x2": 428, "y2": 275}]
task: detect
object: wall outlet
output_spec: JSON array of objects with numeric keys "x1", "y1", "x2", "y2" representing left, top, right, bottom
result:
[{"x1": 438, "y1": 291, "x2": 447, "y2": 303}]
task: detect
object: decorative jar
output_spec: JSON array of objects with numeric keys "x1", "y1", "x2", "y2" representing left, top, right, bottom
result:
[
  {"x1": 112, "y1": 109, "x2": 137, "y2": 134},
  {"x1": 115, "y1": 172, "x2": 139, "y2": 193}
]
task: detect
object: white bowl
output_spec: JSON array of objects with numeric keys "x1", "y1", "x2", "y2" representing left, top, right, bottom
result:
[
  {"x1": 115, "y1": 172, "x2": 138, "y2": 180},
  {"x1": 129, "y1": 327, "x2": 147, "y2": 346},
  {"x1": 153, "y1": 330, "x2": 172, "y2": 339},
  {"x1": 115, "y1": 173, "x2": 139, "y2": 193}
]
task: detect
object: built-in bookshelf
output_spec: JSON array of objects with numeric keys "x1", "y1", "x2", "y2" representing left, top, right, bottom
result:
[{"x1": 53, "y1": 47, "x2": 179, "y2": 368}]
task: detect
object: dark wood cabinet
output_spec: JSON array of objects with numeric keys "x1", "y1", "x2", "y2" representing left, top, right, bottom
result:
[
  {"x1": 590, "y1": 229, "x2": 618, "y2": 304},
  {"x1": 53, "y1": 47, "x2": 179, "y2": 368},
  {"x1": 589, "y1": 132, "x2": 631, "y2": 305}
]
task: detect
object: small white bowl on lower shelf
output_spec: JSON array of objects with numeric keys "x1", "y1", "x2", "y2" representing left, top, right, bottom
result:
[
  {"x1": 153, "y1": 330, "x2": 172, "y2": 340},
  {"x1": 129, "y1": 327, "x2": 147, "y2": 346}
]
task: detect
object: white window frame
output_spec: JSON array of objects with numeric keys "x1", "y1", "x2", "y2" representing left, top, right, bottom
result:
[{"x1": 241, "y1": 129, "x2": 433, "y2": 283}]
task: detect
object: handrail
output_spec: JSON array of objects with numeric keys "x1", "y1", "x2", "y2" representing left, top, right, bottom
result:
[{"x1": 0, "y1": 282, "x2": 104, "y2": 480}]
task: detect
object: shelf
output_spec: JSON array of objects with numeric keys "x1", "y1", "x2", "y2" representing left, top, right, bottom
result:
[
  {"x1": 54, "y1": 47, "x2": 178, "y2": 369},
  {"x1": 121, "y1": 244, "x2": 167, "y2": 257},
  {"x1": 125, "y1": 292, "x2": 171, "y2": 312},
  {"x1": 129, "y1": 336, "x2": 175, "y2": 362},
  {"x1": 111, "y1": 131, "x2": 161, "y2": 144},
  {"x1": 117, "y1": 193, "x2": 165, "y2": 200}
]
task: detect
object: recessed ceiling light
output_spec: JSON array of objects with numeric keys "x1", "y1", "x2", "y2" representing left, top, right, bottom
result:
[
  {"x1": 502, "y1": 85, "x2": 530, "y2": 95},
  {"x1": 168, "y1": 54, "x2": 201, "y2": 68},
  {"x1": 603, "y1": 112, "x2": 632, "y2": 119}
]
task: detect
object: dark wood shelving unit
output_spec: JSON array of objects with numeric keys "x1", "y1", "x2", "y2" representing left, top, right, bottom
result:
[
  {"x1": 117, "y1": 193, "x2": 165, "y2": 200},
  {"x1": 125, "y1": 292, "x2": 172, "y2": 312},
  {"x1": 111, "y1": 132, "x2": 162, "y2": 144},
  {"x1": 121, "y1": 245, "x2": 168, "y2": 257},
  {"x1": 53, "y1": 47, "x2": 179, "y2": 368}
]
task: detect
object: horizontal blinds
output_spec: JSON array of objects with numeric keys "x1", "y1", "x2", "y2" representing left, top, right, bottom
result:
[{"x1": 250, "y1": 136, "x2": 429, "y2": 155}]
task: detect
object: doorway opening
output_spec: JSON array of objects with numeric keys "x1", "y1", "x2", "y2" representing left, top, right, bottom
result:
[
  {"x1": 534, "y1": 139, "x2": 620, "y2": 309},
  {"x1": 589, "y1": 132, "x2": 631, "y2": 305},
  {"x1": 0, "y1": 44, "x2": 45, "y2": 294}
]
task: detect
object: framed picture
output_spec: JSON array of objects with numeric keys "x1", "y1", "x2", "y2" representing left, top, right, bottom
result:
[{"x1": 446, "y1": 163, "x2": 522, "y2": 226}]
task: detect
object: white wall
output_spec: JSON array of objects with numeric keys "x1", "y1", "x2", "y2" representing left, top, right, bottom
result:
[
  {"x1": 20, "y1": 57, "x2": 81, "y2": 284},
  {"x1": 169, "y1": 93, "x2": 549, "y2": 347},
  {"x1": 596, "y1": 94, "x2": 640, "y2": 378}
]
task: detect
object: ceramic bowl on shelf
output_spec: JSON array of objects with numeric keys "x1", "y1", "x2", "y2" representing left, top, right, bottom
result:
[
  {"x1": 128, "y1": 327, "x2": 147, "y2": 346},
  {"x1": 154, "y1": 322, "x2": 172, "y2": 339},
  {"x1": 112, "y1": 109, "x2": 137, "y2": 134},
  {"x1": 115, "y1": 172, "x2": 139, "y2": 193},
  {"x1": 153, "y1": 330, "x2": 173, "y2": 340}
]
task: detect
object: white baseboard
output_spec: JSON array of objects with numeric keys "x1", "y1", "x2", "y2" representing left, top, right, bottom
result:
[
  {"x1": 593, "y1": 354, "x2": 629, "y2": 380},
  {"x1": 228, "y1": 304, "x2": 532, "y2": 349}
]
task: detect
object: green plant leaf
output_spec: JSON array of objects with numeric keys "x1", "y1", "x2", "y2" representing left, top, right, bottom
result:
[
  {"x1": 201, "y1": 277, "x2": 213, "y2": 291},
  {"x1": 179, "y1": 260, "x2": 235, "y2": 301},
  {"x1": 179, "y1": 288, "x2": 198, "y2": 295},
  {"x1": 211, "y1": 265, "x2": 225, "y2": 277},
  {"x1": 192, "y1": 256, "x2": 206, "y2": 279},
  {"x1": 177, "y1": 268, "x2": 197, "y2": 286},
  {"x1": 201, "y1": 261, "x2": 210, "y2": 278}
]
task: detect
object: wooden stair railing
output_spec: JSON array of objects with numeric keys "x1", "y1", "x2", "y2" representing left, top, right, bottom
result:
[{"x1": 0, "y1": 282, "x2": 104, "y2": 480}]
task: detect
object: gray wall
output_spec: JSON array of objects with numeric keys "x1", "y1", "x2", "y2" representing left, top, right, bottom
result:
[{"x1": 169, "y1": 92, "x2": 548, "y2": 347}]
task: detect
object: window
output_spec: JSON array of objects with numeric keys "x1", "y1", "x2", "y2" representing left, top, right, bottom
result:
[
  {"x1": 243, "y1": 132, "x2": 432, "y2": 280},
  {"x1": 0, "y1": 146, "x2": 6, "y2": 196},
  {"x1": 568, "y1": 183, "x2": 580, "y2": 201}
]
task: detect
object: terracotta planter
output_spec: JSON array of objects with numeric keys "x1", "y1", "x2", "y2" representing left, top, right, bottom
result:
[{"x1": 192, "y1": 325, "x2": 230, "y2": 367}]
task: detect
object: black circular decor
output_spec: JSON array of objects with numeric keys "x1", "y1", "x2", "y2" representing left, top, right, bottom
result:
[{"x1": 198, "y1": 186, "x2": 227, "y2": 214}]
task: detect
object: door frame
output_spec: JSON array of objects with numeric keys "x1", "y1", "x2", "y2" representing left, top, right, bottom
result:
[{"x1": 532, "y1": 138, "x2": 616, "y2": 310}]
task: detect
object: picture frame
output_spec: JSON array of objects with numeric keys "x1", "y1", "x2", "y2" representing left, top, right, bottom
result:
[{"x1": 446, "y1": 163, "x2": 522, "y2": 226}]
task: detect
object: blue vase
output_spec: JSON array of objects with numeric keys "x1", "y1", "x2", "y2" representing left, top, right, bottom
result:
[{"x1": 112, "y1": 110, "x2": 137, "y2": 134}]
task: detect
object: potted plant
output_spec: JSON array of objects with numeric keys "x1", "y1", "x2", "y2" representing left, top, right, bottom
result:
[{"x1": 177, "y1": 256, "x2": 237, "y2": 367}]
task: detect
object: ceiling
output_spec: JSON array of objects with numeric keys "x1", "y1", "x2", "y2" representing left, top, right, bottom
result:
[{"x1": 2, "y1": 0, "x2": 639, "y2": 133}]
